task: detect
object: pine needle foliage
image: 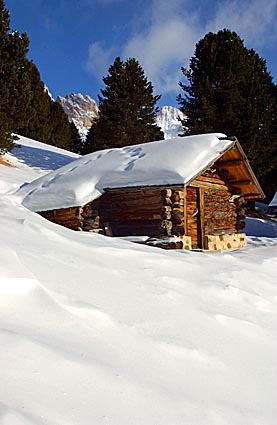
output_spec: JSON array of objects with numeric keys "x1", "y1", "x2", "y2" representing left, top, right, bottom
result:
[
  {"x1": 84, "y1": 57, "x2": 163, "y2": 153},
  {"x1": 18, "y1": 62, "x2": 52, "y2": 142},
  {"x1": 70, "y1": 121, "x2": 83, "y2": 154},
  {"x1": 47, "y1": 101, "x2": 72, "y2": 149},
  {"x1": 18, "y1": 62, "x2": 72, "y2": 150},
  {"x1": 177, "y1": 29, "x2": 276, "y2": 198},
  {"x1": 0, "y1": 0, "x2": 31, "y2": 153}
]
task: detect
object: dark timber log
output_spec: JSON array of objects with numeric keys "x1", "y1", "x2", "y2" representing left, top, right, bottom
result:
[
  {"x1": 218, "y1": 159, "x2": 243, "y2": 167},
  {"x1": 228, "y1": 180, "x2": 251, "y2": 185}
]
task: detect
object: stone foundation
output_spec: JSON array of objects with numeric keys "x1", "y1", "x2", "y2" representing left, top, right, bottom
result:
[
  {"x1": 180, "y1": 235, "x2": 192, "y2": 250},
  {"x1": 143, "y1": 235, "x2": 192, "y2": 250},
  {"x1": 146, "y1": 237, "x2": 184, "y2": 250},
  {"x1": 205, "y1": 233, "x2": 246, "y2": 251},
  {"x1": 124, "y1": 234, "x2": 246, "y2": 251},
  {"x1": 144, "y1": 234, "x2": 247, "y2": 251}
]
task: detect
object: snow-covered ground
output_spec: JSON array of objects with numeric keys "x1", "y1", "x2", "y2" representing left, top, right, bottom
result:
[{"x1": 0, "y1": 136, "x2": 277, "y2": 425}]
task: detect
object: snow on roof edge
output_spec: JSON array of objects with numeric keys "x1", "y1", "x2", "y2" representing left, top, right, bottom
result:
[{"x1": 16, "y1": 133, "x2": 234, "y2": 212}]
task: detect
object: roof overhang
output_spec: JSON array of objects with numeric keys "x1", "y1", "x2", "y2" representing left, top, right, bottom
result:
[
  {"x1": 215, "y1": 137, "x2": 265, "y2": 200},
  {"x1": 105, "y1": 137, "x2": 265, "y2": 200}
]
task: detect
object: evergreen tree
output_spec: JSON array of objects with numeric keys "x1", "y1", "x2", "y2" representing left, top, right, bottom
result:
[
  {"x1": 0, "y1": 0, "x2": 32, "y2": 152},
  {"x1": 177, "y1": 29, "x2": 276, "y2": 197},
  {"x1": 261, "y1": 83, "x2": 277, "y2": 200},
  {"x1": 70, "y1": 121, "x2": 83, "y2": 154},
  {"x1": 19, "y1": 62, "x2": 52, "y2": 142},
  {"x1": 83, "y1": 57, "x2": 163, "y2": 153},
  {"x1": 47, "y1": 101, "x2": 72, "y2": 150},
  {"x1": 19, "y1": 62, "x2": 73, "y2": 151}
]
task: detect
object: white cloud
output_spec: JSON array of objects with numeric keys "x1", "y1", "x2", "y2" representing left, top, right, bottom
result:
[
  {"x1": 85, "y1": 0, "x2": 201, "y2": 96},
  {"x1": 150, "y1": 0, "x2": 190, "y2": 23},
  {"x1": 208, "y1": 0, "x2": 277, "y2": 46},
  {"x1": 86, "y1": 0, "x2": 277, "y2": 98},
  {"x1": 123, "y1": 17, "x2": 200, "y2": 94},
  {"x1": 121, "y1": 0, "x2": 277, "y2": 95},
  {"x1": 86, "y1": 42, "x2": 118, "y2": 80}
]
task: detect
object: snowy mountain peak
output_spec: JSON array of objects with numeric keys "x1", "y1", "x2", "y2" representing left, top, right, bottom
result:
[
  {"x1": 56, "y1": 93, "x2": 99, "y2": 139},
  {"x1": 57, "y1": 93, "x2": 186, "y2": 141},
  {"x1": 156, "y1": 106, "x2": 186, "y2": 139}
]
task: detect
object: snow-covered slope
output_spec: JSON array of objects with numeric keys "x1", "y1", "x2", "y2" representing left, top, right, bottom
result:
[
  {"x1": 56, "y1": 93, "x2": 99, "y2": 139},
  {"x1": 8, "y1": 135, "x2": 79, "y2": 170},
  {"x1": 245, "y1": 217, "x2": 277, "y2": 237},
  {"x1": 1, "y1": 137, "x2": 277, "y2": 425},
  {"x1": 0, "y1": 135, "x2": 79, "y2": 194},
  {"x1": 156, "y1": 105, "x2": 186, "y2": 138}
]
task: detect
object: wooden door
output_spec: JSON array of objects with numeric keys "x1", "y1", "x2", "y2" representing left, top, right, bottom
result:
[{"x1": 186, "y1": 187, "x2": 204, "y2": 249}]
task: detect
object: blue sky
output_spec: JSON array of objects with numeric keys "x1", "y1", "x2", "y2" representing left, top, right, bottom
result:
[{"x1": 6, "y1": 0, "x2": 277, "y2": 107}]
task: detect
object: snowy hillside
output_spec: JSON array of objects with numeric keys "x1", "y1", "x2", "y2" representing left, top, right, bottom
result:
[
  {"x1": 1, "y1": 136, "x2": 277, "y2": 425},
  {"x1": 56, "y1": 93, "x2": 99, "y2": 139},
  {"x1": 156, "y1": 105, "x2": 186, "y2": 138}
]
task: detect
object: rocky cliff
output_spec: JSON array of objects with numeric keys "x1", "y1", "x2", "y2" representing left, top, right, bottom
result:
[{"x1": 56, "y1": 93, "x2": 99, "y2": 139}]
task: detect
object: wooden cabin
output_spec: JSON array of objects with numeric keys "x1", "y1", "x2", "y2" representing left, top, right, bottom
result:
[{"x1": 30, "y1": 135, "x2": 264, "y2": 251}]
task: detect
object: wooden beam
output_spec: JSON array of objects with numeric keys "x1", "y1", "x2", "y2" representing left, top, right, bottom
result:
[
  {"x1": 243, "y1": 193, "x2": 263, "y2": 199},
  {"x1": 104, "y1": 184, "x2": 184, "y2": 193},
  {"x1": 228, "y1": 180, "x2": 252, "y2": 186},
  {"x1": 217, "y1": 159, "x2": 243, "y2": 167},
  {"x1": 198, "y1": 187, "x2": 205, "y2": 249},
  {"x1": 183, "y1": 187, "x2": 187, "y2": 235},
  {"x1": 190, "y1": 180, "x2": 229, "y2": 190}
]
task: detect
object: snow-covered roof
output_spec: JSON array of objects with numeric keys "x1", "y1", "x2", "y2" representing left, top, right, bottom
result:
[{"x1": 17, "y1": 133, "x2": 234, "y2": 212}]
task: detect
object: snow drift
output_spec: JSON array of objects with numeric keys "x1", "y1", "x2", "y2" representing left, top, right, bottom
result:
[{"x1": 0, "y1": 135, "x2": 277, "y2": 425}]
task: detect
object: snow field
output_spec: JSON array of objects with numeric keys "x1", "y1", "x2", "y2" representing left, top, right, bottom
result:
[{"x1": 0, "y1": 136, "x2": 277, "y2": 425}]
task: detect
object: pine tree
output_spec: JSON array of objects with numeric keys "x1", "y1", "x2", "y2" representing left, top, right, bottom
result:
[
  {"x1": 177, "y1": 29, "x2": 276, "y2": 197},
  {"x1": 0, "y1": 0, "x2": 31, "y2": 152},
  {"x1": 47, "y1": 101, "x2": 72, "y2": 149},
  {"x1": 19, "y1": 63, "x2": 73, "y2": 151},
  {"x1": 19, "y1": 62, "x2": 52, "y2": 142},
  {"x1": 70, "y1": 121, "x2": 83, "y2": 154},
  {"x1": 83, "y1": 57, "x2": 163, "y2": 153}
]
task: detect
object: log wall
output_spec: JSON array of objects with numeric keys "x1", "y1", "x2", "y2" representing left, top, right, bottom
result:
[
  {"x1": 186, "y1": 187, "x2": 199, "y2": 248},
  {"x1": 203, "y1": 188, "x2": 237, "y2": 236},
  {"x1": 188, "y1": 167, "x2": 246, "y2": 248},
  {"x1": 39, "y1": 207, "x2": 82, "y2": 231},
  {"x1": 91, "y1": 186, "x2": 185, "y2": 237},
  {"x1": 38, "y1": 165, "x2": 246, "y2": 250}
]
